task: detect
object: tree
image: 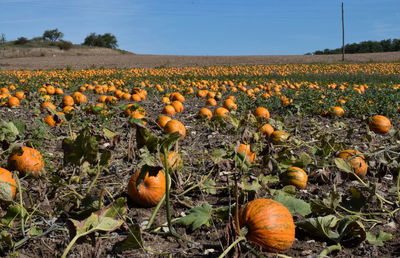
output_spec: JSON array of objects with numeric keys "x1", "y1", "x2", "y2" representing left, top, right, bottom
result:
[
  {"x1": 43, "y1": 29, "x2": 64, "y2": 42},
  {"x1": 14, "y1": 37, "x2": 29, "y2": 45},
  {"x1": 83, "y1": 33, "x2": 118, "y2": 49},
  {"x1": 0, "y1": 33, "x2": 6, "y2": 44}
]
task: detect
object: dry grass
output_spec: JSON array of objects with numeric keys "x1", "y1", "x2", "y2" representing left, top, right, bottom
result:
[{"x1": 0, "y1": 49, "x2": 400, "y2": 70}]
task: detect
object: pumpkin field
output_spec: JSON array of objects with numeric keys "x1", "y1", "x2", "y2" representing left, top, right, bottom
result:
[{"x1": 0, "y1": 63, "x2": 399, "y2": 257}]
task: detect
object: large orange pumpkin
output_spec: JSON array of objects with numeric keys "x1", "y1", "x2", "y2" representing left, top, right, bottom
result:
[
  {"x1": 164, "y1": 120, "x2": 186, "y2": 139},
  {"x1": 8, "y1": 147, "x2": 45, "y2": 176},
  {"x1": 0, "y1": 168, "x2": 17, "y2": 201},
  {"x1": 368, "y1": 115, "x2": 391, "y2": 134},
  {"x1": 240, "y1": 198, "x2": 295, "y2": 252},
  {"x1": 127, "y1": 169, "x2": 166, "y2": 207}
]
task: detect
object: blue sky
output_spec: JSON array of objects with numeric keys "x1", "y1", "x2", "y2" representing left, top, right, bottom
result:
[{"x1": 0, "y1": 0, "x2": 399, "y2": 55}]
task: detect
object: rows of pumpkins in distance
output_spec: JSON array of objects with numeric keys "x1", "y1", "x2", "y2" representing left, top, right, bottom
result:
[{"x1": 0, "y1": 79, "x2": 395, "y2": 253}]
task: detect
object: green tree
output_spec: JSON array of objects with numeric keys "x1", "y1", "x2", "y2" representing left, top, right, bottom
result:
[
  {"x1": 83, "y1": 33, "x2": 118, "y2": 49},
  {"x1": 0, "y1": 33, "x2": 6, "y2": 44},
  {"x1": 43, "y1": 29, "x2": 64, "y2": 42}
]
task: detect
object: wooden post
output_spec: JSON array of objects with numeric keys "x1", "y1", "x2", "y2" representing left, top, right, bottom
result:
[{"x1": 342, "y1": 2, "x2": 345, "y2": 62}]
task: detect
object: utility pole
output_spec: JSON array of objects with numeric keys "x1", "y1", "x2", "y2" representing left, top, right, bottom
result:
[{"x1": 341, "y1": 2, "x2": 345, "y2": 62}]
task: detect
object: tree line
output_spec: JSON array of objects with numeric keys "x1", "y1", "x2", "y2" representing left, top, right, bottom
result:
[
  {"x1": 311, "y1": 39, "x2": 400, "y2": 55},
  {"x1": 0, "y1": 29, "x2": 118, "y2": 50}
]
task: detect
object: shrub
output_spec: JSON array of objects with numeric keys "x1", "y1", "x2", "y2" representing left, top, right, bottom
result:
[
  {"x1": 14, "y1": 37, "x2": 29, "y2": 45},
  {"x1": 57, "y1": 40, "x2": 73, "y2": 50}
]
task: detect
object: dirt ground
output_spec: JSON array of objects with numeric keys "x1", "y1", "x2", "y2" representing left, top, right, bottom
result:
[{"x1": 1, "y1": 51, "x2": 400, "y2": 70}]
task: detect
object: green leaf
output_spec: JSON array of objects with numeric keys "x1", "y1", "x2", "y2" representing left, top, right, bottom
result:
[
  {"x1": 296, "y1": 215, "x2": 340, "y2": 240},
  {"x1": 366, "y1": 231, "x2": 394, "y2": 246},
  {"x1": 177, "y1": 203, "x2": 213, "y2": 231},
  {"x1": 0, "y1": 121, "x2": 20, "y2": 142},
  {"x1": 273, "y1": 190, "x2": 312, "y2": 216},
  {"x1": 241, "y1": 178, "x2": 261, "y2": 192},
  {"x1": 310, "y1": 191, "x2": 341, "y2": 216},
  {"x1": 336, "y1": 217, "x2": 366, "y2": 246},
  {"x1": 202, "y1": 178, "x2": 217, "y2": 195},
  {"x1": 0, "y1": 204, "x2": 27, "y2": 226},
  {"x1": 296, "y1": 152, "x2": 313, "y2": 167},
  {"x1": 210, "y1": 149, "x2": 227, "y2": 164},
  {"x1": 62, "y1": 127, "x2": 100, "y2": 165},
  {"x1": 114, "y1": 224, "x2": 144, "y2": 251},
  {"x1": 69, "y1": 197, "x2": 127, "y2": 237},
  {"x1": 334, "y1": 158, "x2": 353, "y2": 173},
  {"x1": 102, "y1": 128, "x2": 118, "y2": 139},
  {"x1": 99, "y1": 151, "x2": 112, "y2": 166}
]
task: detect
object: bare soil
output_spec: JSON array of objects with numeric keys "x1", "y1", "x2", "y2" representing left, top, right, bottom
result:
[{"x1": 0, "y1": 50, "x2": 400, "y2": 70}]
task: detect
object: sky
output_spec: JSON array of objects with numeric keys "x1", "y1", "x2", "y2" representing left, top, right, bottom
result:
[{"x1": 0, "y1": 0, "x2": 399, "y2": 55}]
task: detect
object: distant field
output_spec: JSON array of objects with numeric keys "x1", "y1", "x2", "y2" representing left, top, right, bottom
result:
[{"x1": 0, "y1": 49, "x2": 400, "y2": 70}]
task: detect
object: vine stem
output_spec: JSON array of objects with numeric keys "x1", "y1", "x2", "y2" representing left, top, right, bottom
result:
[
  {"x1": 319, "y1": 244, "x2": 341, "y2": 257},
  {"x1": 218, "y1": 236, "x2": 246, "y2": 258},
  {"x1": 61, "y1": 234, "x2": 81, "y2": 258},
  {"x1": 86, "y1": 163, "x2": 101, "y2": 194},
  {"x1": 145, "y1": 194, "x2": 165, "y2": 230},
  {"x1": 15, "y1": 173, "x2": 25, "y2": 237}
]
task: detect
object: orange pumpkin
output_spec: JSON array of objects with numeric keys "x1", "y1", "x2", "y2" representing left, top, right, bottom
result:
[
  {"x1": 14, "y1": 91, "x2": 25, "y2": 100},
  {"x1": 337, "y1": 150, "x2": 368, "y2": 177},
  {"x1": 253, "y1": 107, "x2": 270, "y2": 119},
  {"x1": 206, "y1": 98, "x2": 217, "y2": 106},
  {"x1": 0, "y1": 168, "x2": 17, "y2": 201},
  {"x1": 223, "y1": 99, "x2": 237, "y2": 110},
  {"x1": 330, "y1": 106, "x2": 345, "y2": 117},
  {"x1": 62, "y1": 96, "x2": 74, "y2": 107},
  {"x1": 164, "y1": 120, "x2": 186, "y2": 139},
  {"x1": 40, "y1": 102, "x2": 56, "y2": 111},
  {"x1": 240, "y1": 198, "x2": 295, "y2": 252},
  {"x1": 214, "y1": 107, "x2": 229, "y2": 118},
  {"x1": 162, "y1": 105, "x2": 176, "y2": 115},
  {"x1": 127, "y1": 169, "x2": 166, "y2": 207},
  {"x1": 171, "y1": 100, "x2": 184, "y2": 113},
  {"x1": 280, "y1": 167, "x2": 308, "y2": 189},
  {"x1": 170, "y1": 92, "x2": 185, "y2": 102},
  {"x1": 259, "y1": 124, "x2": 274, "y2": 137},
  {"x1": 7, "y1": 96, "x2": 20, "y2": 107},
  {"x1": 368, "y1": 115, "x2": 391, "y2": 134},
  {"x1": 236, "y1": 143, "x2": 256, "y2": 163},
  {"x1": 157, "y1": 115, "x2": 172, "y2": 129},
  {"x1": 198, "y1": 108, "x2": 213, "y2": 119},
  {"x1": 8, "y1": 147, "x2": 45, "y2": 177}
]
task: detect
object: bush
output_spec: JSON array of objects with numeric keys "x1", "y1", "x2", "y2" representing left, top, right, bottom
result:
[
  {"x1": 82, "y1": 33, "x2": 118, "y2": 49},
  {"x1": 57, "y1": 40, "x2": 73, "y2": 50},
  {"x1": 14, "y1": 37, "x2": 29, "y2": 45}
]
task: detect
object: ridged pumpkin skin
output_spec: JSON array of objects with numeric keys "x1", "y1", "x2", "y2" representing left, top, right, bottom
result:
[
  {"x1": 240, "y1": 199, "x2": 295, "y2": 252},
  {"x1": 127, "y1": 169, "x2": 166, "y2": 207},
  {"x1": 0, "y1": 168, "x2": 17, "y2": 201},
  {"x1": 281, "y1": 167, "x2": 308, "y2": 189},
  {"x1": 369, "y1": 115, "x2": 391, "y2": 134},
  {"x1": 337, "y1": 150, "x2": 368, "y2": 177},
  {"x1": 8, "y1": 147, "x2": 45, "y2": 176}
]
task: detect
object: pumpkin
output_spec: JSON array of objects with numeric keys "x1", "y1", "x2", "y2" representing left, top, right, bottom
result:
[
  {"x1": 46, "y1": 86, "x2": 55, "y2": 95},
  {"x1": 206, "y1": 98, "x2": 217, "y2": 106},
  {"x1": 164, "y1": 120, "x2": 186, "y2": 139},
  {"x1": 40, "y1": 102, "x2": 56, "y2": 111},
  {"x1": 253, "y1": 107, "x2": 270, "y2": 119},
  {"x1": 63, "y1": 106, "x2": 74, "y2": 114},
  {"x1": 239, "y1": 198, "x2": 295, "y2": 252},
  {"x1": 337, "y1": 150, "x2": 368, "y2": 177},
  {"x1": 223, "y1": 99, "x2": 237, "y2": 110},
  {"x1": 170, "y1": 92, "x2": 185, "y2": 102},
  {"x1": 330, "y1": 106, "x2": 345, "y2": 117},
  {"x1": 198, "y1": 108, "x2": 213, "y2": 119},
  {"x1": 131, "y1": 93, "x2": 142, "y2": 102},
  {"x1": 236, "y1": 143, "x2": 256, "y2": 163},
  {"x1": 368, "y1": 115, "x2": 391, "y2": 134},
  {"x1": 7, "y1": 96, "x2": 20, "y2": 107},
  {"x1": 280, "y1": 167, "x2": 308, "y2": 189},
  {"x1": 0, "y1": 168, "x2": 17, "y2": 201},
  {"x1": 14, "y1": 91, "x2": 25, "y2": 100},
  {"x1": 8, "y1": 147, "x2": 45, "y2": 176},
  {"x1": 160, "y1": 151, "x2": 183, "y2": 170},
  {"x1": 161, "y1": 96, "x2": 171, "y2": 104},
  {"x1": 162, "y1": 105, "x2": 176, "y2": 115},
  {"x1": 157, "y1": 115, "x2": 172, "y2": 128},
  {"x1": 259, "y1": 124, "x2": 274, "y2": 137},
  {"x1": 127, "y1": 168, "x2": 166, "y2": 207},
  {"x1": 171, "y1": 100, "x2": 184, "y2": 113},
  {"x1": 44, "y1": 113, "x2": 64, "y2": 127},
  {"x1": 214, "y1": 107, "x2": 229, "y2": 118},
  {"x1": 271, "y1": 131, "x2": 290, "y2": 144},
  {"x1": 55, "y1": 88, "x2": 64, "y2": 95},
  {"x1": 62, "y1": 96, "x2": 74, "y2": 107}
]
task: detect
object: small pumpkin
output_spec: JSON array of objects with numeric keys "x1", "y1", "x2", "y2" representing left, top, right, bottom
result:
[
  {"x1": 259, "y1": 124, "x2": 274, "y2": 137},
  {"x1": 127, "y1": 168, "x2": 166, "y2": 207},
  {"x1": 214, "y1": 107, "x2": 229, "y2": 118},
  {"x1": 40, "y1": 102, "x2": 56, "y2": 111},
  {"x1": 337, "y1": 150, "x2": 368, "y2": 177},
  {"x1": 223, "y1": 99, "x2": 237, "y2": 110},
  {"x1": 330, "y1": 106, "x2": 345, "y2": 117},
  {"x1": 171, "y1": 100, "x2": 184, "y2": 113},
  {"x1": 8, "y1": 147, "x2": 45, "y2": 177},
  {"x1": 157, "y1": 115, "x2": 172, "y2": 128},
  {"x1": 280, "y1": 167, "x2": 308, "y2": 189},
  {"x1": 253, "y1": 107, "x2": 270, "y2": 119},
  {"x1": 198, "y1": 108, "x2": 213, "y2": 119},
  {"x1": 7, "y1": 96, "x2": 20, "y2": 107},
  {"x1": 170, "y1": 92, "x2": 185, "y2": 102},
  {"x1": 239, "y1": 198, "x2": 295, "y2": 252},
  {"x1": 0, "y1": 168, "x2": 17, "y2": 201},
  {"x1": 368, "y1": 115, "x2": 391, "y2": 134},
  {"x1": 271, "y1": 131, "x2": 290, "y2": 144},
  {"x1": 162, "y1": 105, "x2": 176, "y2": 115},
  {"x1": 205, "y1": 98, "x2": 217, "y2": 106},
  {"x1": 236, "y1": 143, "x2": 256, "y2": 163},
  {"x1": 62, "y1": 96, "x2": 74, "y2": 107}
]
